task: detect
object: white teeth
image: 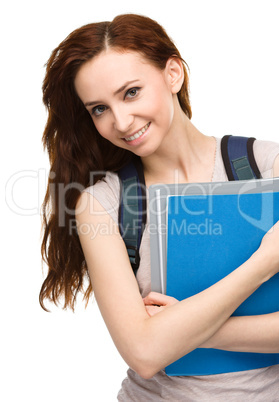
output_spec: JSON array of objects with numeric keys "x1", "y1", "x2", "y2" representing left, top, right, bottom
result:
[{"x1": 125, "y1": 123, "x2": 150, "y2": 142}]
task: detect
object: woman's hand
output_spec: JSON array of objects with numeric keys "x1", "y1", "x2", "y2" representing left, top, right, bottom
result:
[{"x1": 143, "y1": 292, "x2": 179, "y2": 317}]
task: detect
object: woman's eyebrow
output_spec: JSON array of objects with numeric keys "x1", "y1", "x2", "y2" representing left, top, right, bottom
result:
[
  {"x1": 113, "y1": 79, "x2": 140, "y2": 95},
  {"x1": 84, "y1": 79, "x2": 140, "y2": 107}
]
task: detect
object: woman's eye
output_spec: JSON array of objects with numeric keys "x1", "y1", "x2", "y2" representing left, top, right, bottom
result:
[
  {"x1": 125, "y1": 87, "x2": 141, "y2": 99},
  {"x1": 92, "y1": 105, "x2": 107, "y2": 116}
]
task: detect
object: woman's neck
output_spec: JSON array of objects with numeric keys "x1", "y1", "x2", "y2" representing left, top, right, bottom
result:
[{"x1": 141, "y1": 110, "x2": 216, "y2": 187}]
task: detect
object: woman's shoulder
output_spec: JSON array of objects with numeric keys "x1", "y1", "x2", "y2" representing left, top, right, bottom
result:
[
  {"x1": 84, "y1": 171, "x2": 120, "y2": 197},
  {"x1": 253, "y1": 138, "x2": 279, "y2": 178},
  {"x1": 213, "y1": 137, "x2": 279, "y2": 181},
  {"x1": 82, "y1": 171, "x2": 120, "y2": 223}
]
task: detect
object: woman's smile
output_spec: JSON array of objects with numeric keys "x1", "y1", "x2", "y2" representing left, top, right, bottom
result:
[{"x1": 122, "y1": 122, "x2": 151, "y2": 145}]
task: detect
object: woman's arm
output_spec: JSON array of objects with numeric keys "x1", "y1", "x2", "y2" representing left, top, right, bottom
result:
[
  {"x1": 200, "y1": 312, "x2": 279, "y2": 352},
  {"x1": 147, "y1": 155, "x2": 279, "y2": 354},
  {"x1": 76, "y1": 192, "x2": 279, "y2": 379},
  {"x1": 202, "y1": 154, "x2": 279, "y2": 352},
  {"x1": 144, "y1": 293, "x2": 279, "y2": 353}
]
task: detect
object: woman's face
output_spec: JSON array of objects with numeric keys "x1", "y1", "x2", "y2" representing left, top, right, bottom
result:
[{"x1": 74, "y1": 49, "x2": 178, "y2": 157}]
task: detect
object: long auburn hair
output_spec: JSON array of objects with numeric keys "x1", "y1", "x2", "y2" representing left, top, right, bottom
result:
[{"x1": 40, "y1": 13, "x2": 192, "y2": 311}]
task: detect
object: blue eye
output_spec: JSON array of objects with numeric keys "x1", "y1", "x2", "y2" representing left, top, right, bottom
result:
[
  {"x1": 92, "y1": 105, "x2": 107, "y2": 116},
  {"x1": 125, "y1": 87, "x2": 141, "y2": 99}
]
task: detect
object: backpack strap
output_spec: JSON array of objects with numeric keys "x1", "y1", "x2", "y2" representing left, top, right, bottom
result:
[
  {"x1": 118, "y1": 158, "x2": 147, "y2": 276},
  {"x1": 221, "y1": 135, "x2": 262, "y2": 181}
]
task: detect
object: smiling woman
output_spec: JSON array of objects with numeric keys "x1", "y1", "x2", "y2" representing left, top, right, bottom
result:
[
  {"x1": 40, "y1": 13, "x2": 279, "y2": 401},
  {"x1": 74, "y1": 49, "x2": 184, "y2": 156}
]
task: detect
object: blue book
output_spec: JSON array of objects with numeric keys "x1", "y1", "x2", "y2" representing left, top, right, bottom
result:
[{"x1": 165, "y1": 190, "x2": 279, "y2": 376}]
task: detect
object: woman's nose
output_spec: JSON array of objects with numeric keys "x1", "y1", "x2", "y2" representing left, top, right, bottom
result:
[{"x1": 113, "y1": 108, "x2": 134, "y2": 133}]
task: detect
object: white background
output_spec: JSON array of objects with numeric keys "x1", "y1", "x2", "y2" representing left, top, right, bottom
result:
[{"x1": 2, "y1": 0, "x2": 278, "y2": 401}]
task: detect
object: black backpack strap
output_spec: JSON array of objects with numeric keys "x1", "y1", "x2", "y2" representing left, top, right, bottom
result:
[
  {"x1": 221, "y1": 135, "x2": 262, "y2": 181},
  {"x1": 118, "y1": 158, "x2": 146, "y2": 276}
]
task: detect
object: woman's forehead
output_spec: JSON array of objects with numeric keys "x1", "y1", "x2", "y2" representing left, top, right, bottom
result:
[
  {"x1": 82, "y1": 49, "x2": 151, "y2": 77},
  {"x1": 75, "y1": 49, "x2": 163, "y2": 99}
]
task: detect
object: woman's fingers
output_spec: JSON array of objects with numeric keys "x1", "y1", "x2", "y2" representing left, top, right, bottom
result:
[
  {"x1": 143, "y1": 292, "x2": 179, "y2": 317},
  {"x1": 143, "y1": 291, "x2": 178, "y2": 307},
  {"x1": 145, "y1": 305, "x2": 163, "y2": 317}
]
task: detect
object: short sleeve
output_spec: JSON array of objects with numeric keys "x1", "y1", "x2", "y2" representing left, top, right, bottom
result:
[
  {"x1": 83, "y1": 172, "x2": 120, "y2": 223},
  {"x1": 253, "y1": 139, "x2": 279, "y2": 178}
]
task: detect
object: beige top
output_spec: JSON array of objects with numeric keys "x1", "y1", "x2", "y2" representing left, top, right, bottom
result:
[{"x1": 85, "y1": 138, "x2": 279, "y2": 401}]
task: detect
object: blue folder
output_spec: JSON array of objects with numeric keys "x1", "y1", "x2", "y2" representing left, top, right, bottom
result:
[{"x1": 165, "y1": 191, "x2": 279, "y2": 376}]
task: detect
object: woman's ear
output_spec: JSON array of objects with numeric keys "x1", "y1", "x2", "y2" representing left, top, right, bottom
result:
[{"x1": 165, "y1": 57, "x2": 184, "y2": 94}]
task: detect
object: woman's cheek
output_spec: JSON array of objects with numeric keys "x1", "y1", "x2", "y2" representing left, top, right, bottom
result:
[{"x1": 93, "y1": 118, "x2": 110, "y2": 140}]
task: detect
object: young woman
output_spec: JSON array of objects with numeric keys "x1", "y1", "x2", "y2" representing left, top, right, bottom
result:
[{"x1": 40, "y1": 14, "x2": 279, "y2": 400}]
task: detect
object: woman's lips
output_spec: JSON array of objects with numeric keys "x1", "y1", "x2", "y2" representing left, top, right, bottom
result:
[{"x1": 123, "y1": 122, "x2": 151, "y2": 145}]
